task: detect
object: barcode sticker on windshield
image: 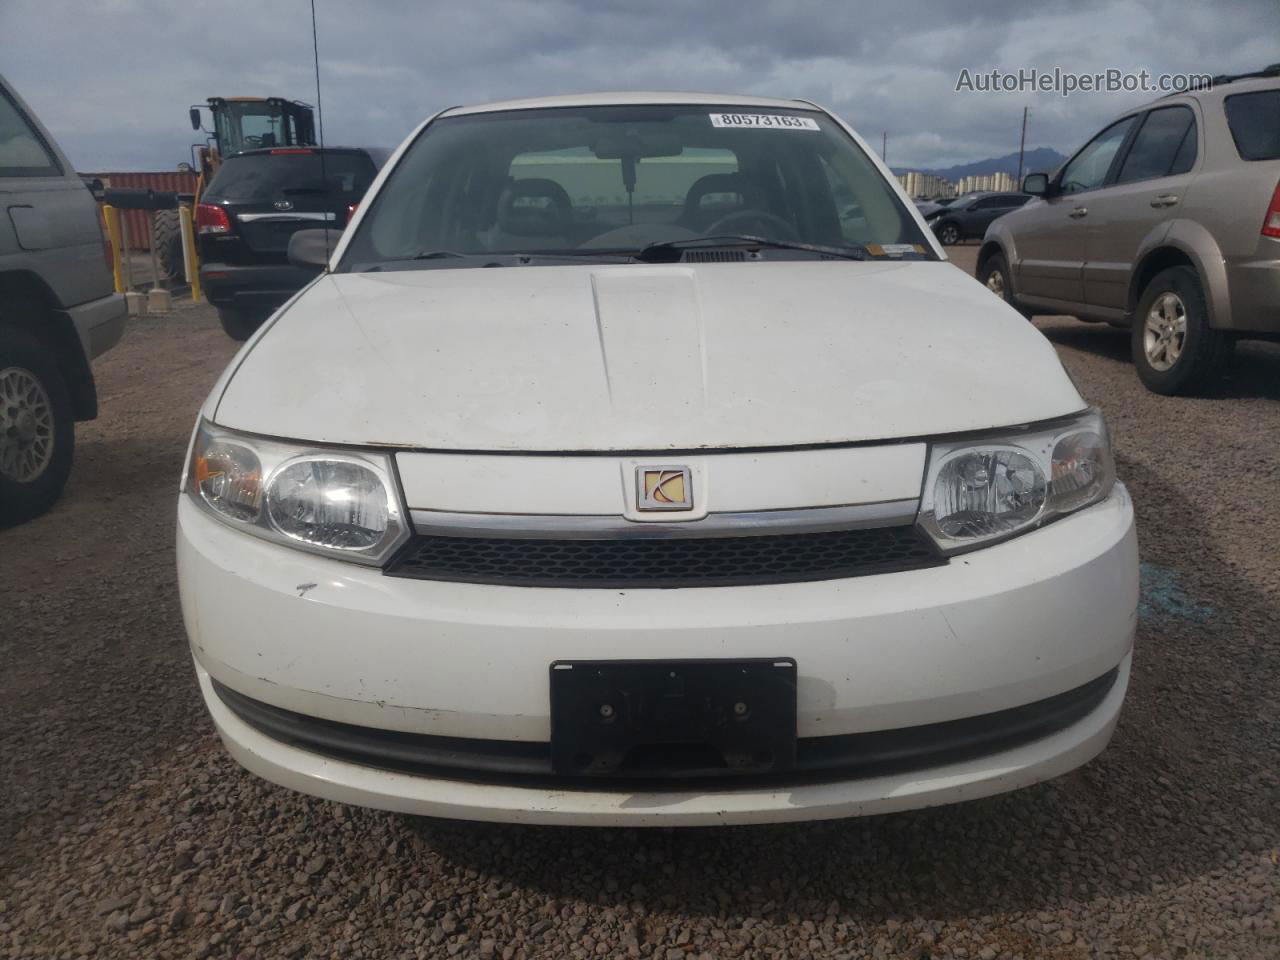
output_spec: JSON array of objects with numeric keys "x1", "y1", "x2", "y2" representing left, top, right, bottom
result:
[{"x1": 709, "y1": 113, "x2": 820, "y2": 131}]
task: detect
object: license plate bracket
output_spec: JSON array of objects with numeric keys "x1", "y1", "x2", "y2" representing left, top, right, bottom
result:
[{"x1": 549, "y1": 658, "x2": 797, "y2": 778}]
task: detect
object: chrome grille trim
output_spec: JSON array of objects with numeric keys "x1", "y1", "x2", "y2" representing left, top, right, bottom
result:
[{"x1": 408, "y1": 499, "x2": 920, "y2": 540}]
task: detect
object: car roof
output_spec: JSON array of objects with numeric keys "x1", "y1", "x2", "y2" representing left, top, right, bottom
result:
[
  {"x1": 440, "y1": 91, "x2": 820, "y2": 117},
  {"x1": 1212, "y1": 74, "x2": 1280, "y2": 95},
  {"x1": 1152, "y1": 71, "x2": 1279, "y2": 108}
]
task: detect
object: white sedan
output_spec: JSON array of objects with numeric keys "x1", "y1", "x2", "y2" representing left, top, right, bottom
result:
[{"x1": 177, "y1": 92, "x2": 1137, "y2": 826}]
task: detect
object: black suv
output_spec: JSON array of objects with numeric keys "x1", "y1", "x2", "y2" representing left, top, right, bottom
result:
[
  {"x1": 927, "y1": 191, "x2": 1031, "y2": 245},
  {"x1": 196, "y1": 147, "x2": 388, "y2": 339}
]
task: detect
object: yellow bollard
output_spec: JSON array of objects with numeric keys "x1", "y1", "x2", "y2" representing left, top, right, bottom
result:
[
  {"x1": 102, "y1": 205, "x2": 125, "y2": 293},
  {"x1": 179, "y1": 205, "x2": 203, "y2": 303}
]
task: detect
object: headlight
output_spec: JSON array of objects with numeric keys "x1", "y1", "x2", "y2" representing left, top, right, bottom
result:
[
  {"x1": 918, "y1": 408, "x2": 1115, "y2": 554},
  {"x1": 187, "y1": 421, "x2": 408, "y2": 565}
]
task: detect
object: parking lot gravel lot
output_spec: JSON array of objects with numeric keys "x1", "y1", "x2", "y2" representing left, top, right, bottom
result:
[{"x1": 2, "y1": 252, "x2": 1278, "y2": 960}]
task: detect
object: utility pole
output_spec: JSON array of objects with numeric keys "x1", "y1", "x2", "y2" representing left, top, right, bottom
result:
[
  {"x1": 1016, "y1": 107, "x2": 1029, "y2": 186},
  {"x1": 882, "y1": 131, "x2": 887, "y2": 164}
]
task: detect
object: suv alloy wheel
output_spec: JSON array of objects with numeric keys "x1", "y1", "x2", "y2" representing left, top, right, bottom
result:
[
  {"x1": 978, "y1": 252, "x2": 1034, "y2": 320},
  {"x1": 1132, "y1": 266, "x2": 1231, "y2": 395},
  {"x1": 0, "y1": 331, "x2": 75, "y2": 525}
]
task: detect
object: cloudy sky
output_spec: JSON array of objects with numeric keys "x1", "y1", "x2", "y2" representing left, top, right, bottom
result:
[{"x1": 1, "y1": 0, "x2": 1276, "y2": 173}]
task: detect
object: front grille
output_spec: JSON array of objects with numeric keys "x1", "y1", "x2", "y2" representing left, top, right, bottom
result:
[
  {"x1": 384, "y1": 525, "x2": 944, "y2": 588},
  {"x1": 212, "y1": 667, "x2": 1118, "y2": 790}
]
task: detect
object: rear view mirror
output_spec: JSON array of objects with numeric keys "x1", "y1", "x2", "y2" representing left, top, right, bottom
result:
[
  {"x1": 189, "y1": 107, "x2": 202, "y2": 131},
  {"x1": 288, "y1": 228, "x2": 341, "y2": 269},
  {"x1": 592, "y1": 132, "x2": 683, "y2": 160},
  {"x1": 1022, "y1": 173, "x2": 1050, "y2": 196}
]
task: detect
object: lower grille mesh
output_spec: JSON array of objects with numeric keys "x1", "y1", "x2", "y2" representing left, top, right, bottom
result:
[{"x1": 384, "y1": 525, "x2": 943, "y2": 588}]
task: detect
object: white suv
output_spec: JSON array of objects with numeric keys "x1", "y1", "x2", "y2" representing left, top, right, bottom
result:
[{"x1": 178, "y1": 93, "x2": 1137, "y2": 826}]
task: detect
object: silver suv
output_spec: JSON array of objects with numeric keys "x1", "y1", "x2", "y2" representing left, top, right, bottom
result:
[
  {"x1": 978, "y1": 66, "x2": 1280, "y2": 395},
  {"x1": 1, "y1": 74, "x2": 125, "y2": 524}
]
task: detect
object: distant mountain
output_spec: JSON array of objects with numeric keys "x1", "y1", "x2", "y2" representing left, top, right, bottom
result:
[{"x1": 892, "y1": 147, "x2": 1068, "y2": 181}]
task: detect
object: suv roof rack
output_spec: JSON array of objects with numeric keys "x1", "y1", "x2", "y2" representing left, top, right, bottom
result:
[
  {"x1": 1158, "y1": 63, "x2": 1279, "y2": 100},
  {"x1": 1209, "y1": 63, "x2": 1280, "y2": 87}
]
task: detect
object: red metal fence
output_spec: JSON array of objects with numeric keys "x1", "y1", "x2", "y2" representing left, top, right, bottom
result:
[{"x1": 84, "y1": 171, "x2": 198, "y2": 251}]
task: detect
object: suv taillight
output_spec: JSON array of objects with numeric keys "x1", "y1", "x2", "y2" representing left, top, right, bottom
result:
[
  {"x1": 1263, "y1": 181, "x2": 1280, "y2": 239},
  {"x1": 346, "y1": 202, "x2": 358, "y2": 226},
  {"x1": 195, "y1": 203, "x2": 232, "y2": 235}
]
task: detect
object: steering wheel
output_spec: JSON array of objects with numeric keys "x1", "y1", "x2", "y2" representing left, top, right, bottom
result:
[{"x1": 704, "y1": 208, "x2": 799, "y2": 240}]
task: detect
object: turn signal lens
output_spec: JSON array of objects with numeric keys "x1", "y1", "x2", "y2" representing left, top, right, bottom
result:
[
  {"x1": 1049, "y1": 430, "x2": 1114, "y2": 513},
  {"x1": 193, "y1": 439, "x2": 261, "y2": 522}
]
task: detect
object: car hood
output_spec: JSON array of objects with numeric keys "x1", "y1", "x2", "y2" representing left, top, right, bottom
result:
[{"x1": 213, "y1": 260, "x2": 1082, "y2": 451}]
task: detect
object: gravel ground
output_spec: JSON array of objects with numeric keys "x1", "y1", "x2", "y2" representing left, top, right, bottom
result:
[{"x1": 2, "y1": 262, "x2": 1278, "y2": 960}]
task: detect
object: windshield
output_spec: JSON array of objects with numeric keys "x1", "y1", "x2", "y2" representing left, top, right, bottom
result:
[
  {"x1": 214, "y1": 102, "x2": 287, "y2": 155},
  {"x1": 339, "y1": 104, "x2": 933, "y2": 269}
]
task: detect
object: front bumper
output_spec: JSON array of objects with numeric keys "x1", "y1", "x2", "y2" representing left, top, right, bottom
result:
[
  {"x1": 199, "y1": 262, "x2": 318, "y2": 312},
  {"x1": 196, "y1": 653, "x2": 1129, "y2": 826},
  {"x1": 178, "y1": 484, "x2": 1138, "y2": 825}
]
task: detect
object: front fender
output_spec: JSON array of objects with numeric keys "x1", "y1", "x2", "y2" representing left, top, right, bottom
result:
[{"x1": 981, "y1": 222, "x2": 1018, "y2": 292}]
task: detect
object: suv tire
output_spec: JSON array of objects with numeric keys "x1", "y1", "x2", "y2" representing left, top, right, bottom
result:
[
  {"x1": 935, "y1": 221, "x2": 960, "y2": 245},
  {"x1": 0, "y1": 332, "x2": 75, "y2": 526},
  {"x1": 1132, "y1": 266, "x2": 1230, "y2": 395},
  {"x1": 218, "y1": 307, "x2": 263, "y2": 342},
  {"x1": 978, "y1": 252, "x2": 1034, "y2": 319}
]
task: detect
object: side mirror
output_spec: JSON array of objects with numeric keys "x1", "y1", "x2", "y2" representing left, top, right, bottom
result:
[
  {"x1": 1022, "y1": 173, "x2": 1050, "y2": 196},
  {"x1": 288, "y1": 228, "x2": 341, "y2": 269},
  {"x1": 189, "y1": 107, "x2": 202, "y2": 131}
]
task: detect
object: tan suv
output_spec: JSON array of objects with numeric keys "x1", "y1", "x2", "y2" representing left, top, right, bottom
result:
[{"x1": 978, "y1": 65, "x2": 1280, "y2": 395}]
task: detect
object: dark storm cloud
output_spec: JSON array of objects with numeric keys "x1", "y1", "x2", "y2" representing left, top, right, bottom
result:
[{"x1": 1, "y1": 0, "x2": 1275, "y2": 172}]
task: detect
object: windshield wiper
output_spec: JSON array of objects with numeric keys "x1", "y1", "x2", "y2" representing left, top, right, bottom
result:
[
  {"x1": 515, "y1": 250, "x2": 632, "y2": 261},
  {"x1": 635, "y1": 235, "x2": 870, "y2": 263},
  {"x1": 408, "y1": 250, "x2": 468, "y2": 260},
  {"x1": 370, "y1": 250, "x2": 635, "y2": 269},
  {"x1": 410, "y1": 250, "x2": 630, "y2": 264}
]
